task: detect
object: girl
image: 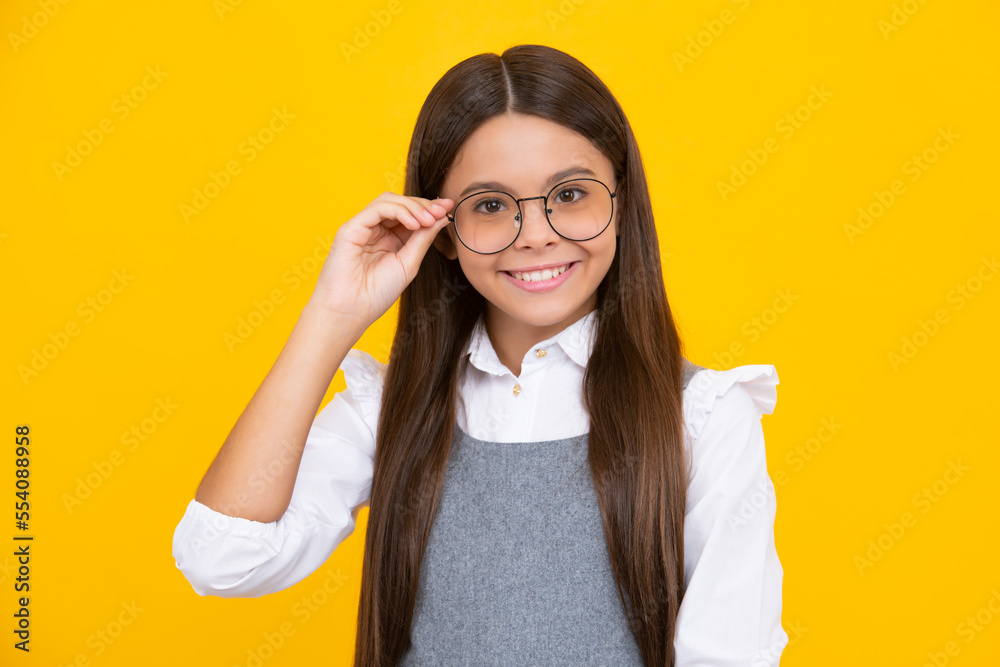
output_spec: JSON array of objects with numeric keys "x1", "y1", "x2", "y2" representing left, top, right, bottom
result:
[{"x1": 173, "y1": 44, "x2": 787, "y2": 666}]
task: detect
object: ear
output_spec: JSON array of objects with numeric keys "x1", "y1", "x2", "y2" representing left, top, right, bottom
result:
[{"x1": 432, "y1": 222, "x2": 459, "y2": 260}]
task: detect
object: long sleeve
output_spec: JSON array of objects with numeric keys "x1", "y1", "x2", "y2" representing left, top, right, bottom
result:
[
  {"x1": 171, "y1": 349, "x2": 385, "y2": 598},
  {"x1": 674, "y1": 365, "x2": 788, "y2": 666}
]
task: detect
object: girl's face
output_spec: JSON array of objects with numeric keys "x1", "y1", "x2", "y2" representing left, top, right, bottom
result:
[{"x1": 434, "y1": 112, "x2": 619, "y2": 344}]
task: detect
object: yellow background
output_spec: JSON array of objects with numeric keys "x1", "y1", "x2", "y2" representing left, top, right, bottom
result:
[{"x1": 3, "y1": 0, "x2": 998, "y2": 664}]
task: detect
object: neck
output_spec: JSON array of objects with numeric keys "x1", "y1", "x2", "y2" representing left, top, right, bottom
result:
[{"x1": 484, "y1": 300, "x2": 596, "y2": 378}]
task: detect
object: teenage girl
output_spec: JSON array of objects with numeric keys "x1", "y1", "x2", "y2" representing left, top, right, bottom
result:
[{"x1": 173, "y1": 44, "x2": 788, "y2": 667}]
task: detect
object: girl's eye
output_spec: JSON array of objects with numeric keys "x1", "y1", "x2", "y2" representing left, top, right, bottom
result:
[
  {"x1": 554, "y1": 187, "x2": 586, "y2": 203},
  {"x1": 473, "y1": 198, "x2": 507, "y2": 215}
]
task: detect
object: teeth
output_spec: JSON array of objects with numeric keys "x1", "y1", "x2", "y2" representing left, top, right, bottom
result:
[{"x1": 510, "y1": 263, "x2": 571, "y2": 282}]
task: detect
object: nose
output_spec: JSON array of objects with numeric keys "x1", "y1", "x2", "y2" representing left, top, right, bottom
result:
[{"x1": 512, "y1": 197, "x2": 558, "y2": 249}]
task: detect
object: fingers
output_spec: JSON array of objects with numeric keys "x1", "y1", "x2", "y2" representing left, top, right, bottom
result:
[
  {"x1": 365, "y1": 192, "x2": 453, "y2": 232},
  {"x1": 395, "y1": 212, "x2": 452, "y2": 279},
  {"x1": 391, "y1": 191, "x2": 453, "y2": 224}
]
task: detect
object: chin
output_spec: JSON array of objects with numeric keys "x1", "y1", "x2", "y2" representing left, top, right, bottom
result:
[{"x1": 497, "y1": 300, "x2": 580, "y2": 326}]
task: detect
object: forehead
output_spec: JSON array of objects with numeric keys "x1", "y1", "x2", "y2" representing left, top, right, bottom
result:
[{"x1": 441, "y1": 113, "x2": 612, "y2": 196}]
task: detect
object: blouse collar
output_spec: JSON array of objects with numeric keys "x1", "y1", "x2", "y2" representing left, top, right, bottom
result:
[{"x1": 462, "y1": 308, "x2": 598, "y2": 377}]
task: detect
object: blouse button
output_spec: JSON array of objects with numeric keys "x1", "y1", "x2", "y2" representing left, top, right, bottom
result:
[
  {"x1": 513, "y1": 383, "x2": 521, "y2": 397},
  {"x1": 535, "y1": 348, "x2": 548, "y2": 358}
]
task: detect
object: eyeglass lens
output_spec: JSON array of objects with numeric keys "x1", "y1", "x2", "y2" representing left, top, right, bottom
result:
[{"x1": 453, "y1": 178, "x2": 613, "y2": 254}]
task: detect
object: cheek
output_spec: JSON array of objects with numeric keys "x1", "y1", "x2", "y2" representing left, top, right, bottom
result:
[
  {"x1": 456, "y1": 253, "x2": 499, "y2": 286},
  {"x1": 587, "y1": 241, "x2": 617, "y2": 282},
  {"x1": 587, "y1": 236, "x2": 617, "y2": 265}
]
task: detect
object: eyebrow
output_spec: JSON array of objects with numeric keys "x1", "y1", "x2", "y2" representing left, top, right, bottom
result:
[{"x1": 457, "y1": 166, "x2": 598, "y2": 200}]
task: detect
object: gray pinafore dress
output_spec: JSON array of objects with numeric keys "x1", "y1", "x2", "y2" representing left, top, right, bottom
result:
[{"x1": 399, "y1": 358, "x2": 705, "y2": 666}]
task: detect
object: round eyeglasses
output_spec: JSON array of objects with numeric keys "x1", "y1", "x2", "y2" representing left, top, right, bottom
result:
[{"x1": 444, "y1": 178, "x2": 617, "y2": 255}]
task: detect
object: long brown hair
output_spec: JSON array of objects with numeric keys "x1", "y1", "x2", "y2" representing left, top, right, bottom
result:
[{"x1": 354, "y1": 44, "x2": 688, "y2": 667}]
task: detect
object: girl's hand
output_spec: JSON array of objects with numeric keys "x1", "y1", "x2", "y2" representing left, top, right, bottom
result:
[{"x1": 306, "y1": 191, "x2": 454, "y2": 330}]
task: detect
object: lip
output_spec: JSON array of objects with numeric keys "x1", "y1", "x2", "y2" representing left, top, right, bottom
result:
[{"x1": 500, "y1": 261, "x2": 579, "y2": 293}]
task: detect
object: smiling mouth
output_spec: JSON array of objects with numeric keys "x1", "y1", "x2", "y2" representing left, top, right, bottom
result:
[{"x1": 503, "y1": 263, "x2": 575, "y2": 283}]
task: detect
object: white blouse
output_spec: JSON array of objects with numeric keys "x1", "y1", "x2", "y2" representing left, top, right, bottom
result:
[{"x1": 172, "y1": 308, "x2": 789, "y2": 666}]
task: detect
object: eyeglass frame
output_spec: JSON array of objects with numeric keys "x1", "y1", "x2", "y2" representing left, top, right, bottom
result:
[{"x1": 442, "y1": 177, "x2": 617, "y2": 255}]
